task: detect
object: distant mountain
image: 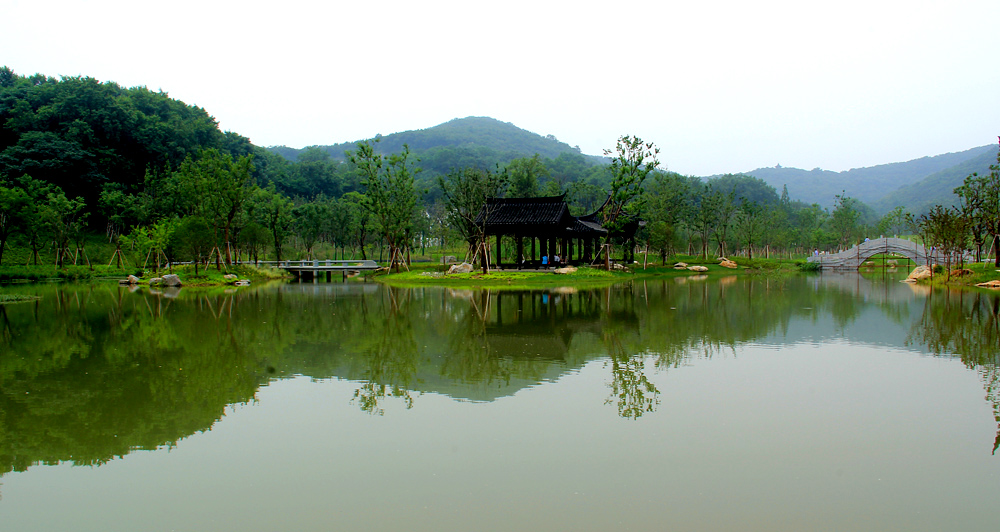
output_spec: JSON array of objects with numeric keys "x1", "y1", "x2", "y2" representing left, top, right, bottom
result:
[
  {"x1": 872, "y1": 145, "x2": 999, "y2": 214},
  {"x1": 269, "y1": 116, "x2": 995, "y2": 214},
  {"x1": 743, "y1": 145, "x2": 995, "y2": 211},
  {"x1": 268, "y1": 116, "x2": 603, "y2": 169}
]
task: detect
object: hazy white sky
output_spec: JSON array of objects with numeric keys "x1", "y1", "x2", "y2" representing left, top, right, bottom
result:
[{"x1": 3, "y1": 0, "x2": 998, "y2": 175}]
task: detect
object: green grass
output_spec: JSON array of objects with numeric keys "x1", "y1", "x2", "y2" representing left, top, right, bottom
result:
[
  {"x1": 373, "y1": 257, "x2": 804, "y2": 288},
  {"x1": 0, "y1": 262, "x2": 290, "y2": 286},
  {"x1": 923, "y1": 261, "x2": 1000, "y2": 289},
  {"x1": 375, "y1": 263, "x2": 629, "y2": 289}
]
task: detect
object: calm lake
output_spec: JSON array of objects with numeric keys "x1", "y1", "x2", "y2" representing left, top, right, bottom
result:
[{"x1": 1, "y1": 273, "x2": 999, "y2": 531}]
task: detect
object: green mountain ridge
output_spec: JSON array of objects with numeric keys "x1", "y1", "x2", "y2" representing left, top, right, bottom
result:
[
  {"x1": 269, "y1": 116, "x2": 605, "y2": 167},
  {"x1": 272, "y1": 116, "x2": 994, "y2": 214},
  {"x1": 742, "y1": 144, "x2": 995, "y2": 211},
  {"x1": 872, "y1": 146, "x2": 1000, "y2": 213}
]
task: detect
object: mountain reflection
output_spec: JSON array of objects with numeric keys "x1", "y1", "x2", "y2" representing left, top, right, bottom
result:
[{"x1": 2, "y1": 274, "x2": 999, "y2": 473}]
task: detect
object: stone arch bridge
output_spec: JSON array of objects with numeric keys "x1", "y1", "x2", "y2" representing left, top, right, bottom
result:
[{"x1": 806, "y1": 237, "x2": 953, "y2": 270}]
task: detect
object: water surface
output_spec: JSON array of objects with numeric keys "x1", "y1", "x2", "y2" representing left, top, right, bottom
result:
[{"x1": 1, "y1": 274, "x2": 998, "y2": 531}]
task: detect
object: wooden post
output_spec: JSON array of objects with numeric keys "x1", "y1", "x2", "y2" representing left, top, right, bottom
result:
[{"x1": 496, "y1": 234, "x2": 502, "y2": 269}]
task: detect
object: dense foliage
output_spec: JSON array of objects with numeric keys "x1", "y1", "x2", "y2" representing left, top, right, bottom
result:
[{"x1": 4, "y1": 66, "x2": 986, "y2": 271}]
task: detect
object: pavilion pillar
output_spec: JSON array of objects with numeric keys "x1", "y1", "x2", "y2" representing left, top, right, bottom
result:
[
  {"x1": 516, "y1": 235, "x2": 524, "y2": 269},
  {"x1": 531, "y1": 237, "x2": 536, "y2": 264},
  {"x1": 496, "y1": 234, "x2": 502, "y2": 269}
]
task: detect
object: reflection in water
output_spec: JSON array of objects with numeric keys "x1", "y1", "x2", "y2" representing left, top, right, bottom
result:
[
  {"x1": 1, "y1": 274, "x2": 1000, "y2": 475},
  {"x1": 0, "y1": 285, "x2": 270, "y2": 475},
  {"x1": 906, "y1": 288, "x2": 1000, "y2": 453}
]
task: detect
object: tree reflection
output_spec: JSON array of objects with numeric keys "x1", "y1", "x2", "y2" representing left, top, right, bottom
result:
[
  {"x1": 907, "y1": 289, "x2": 1000, "y2": 453},
  {"x1": 349, "y1": 286, "x2": 418, "y2": 415},
  {"x1": 5, "y1": 275, "x2": 1000, "y2": 473},
  {"x1": 0, "y1": 285, "x2": 276, "y2": 474}
]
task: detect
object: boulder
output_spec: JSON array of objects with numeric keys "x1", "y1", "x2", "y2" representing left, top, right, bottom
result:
[
  {"x1": 673, "y1": 262, "x2": 688, "y2": 269},
  {"x1": 447, "y1": 262, "x2": 474, "y2": 274},
  {"x1": 907, "y1": 265, "x2": 932, "y2": 281},
  {"x1": 687, "y1": 265, "x2": 709, "y2": 272},
  {"x1": 441, "y1": 255, "x2": 458, "y2": 264},
  {"x1": 127, "y1": 274, "x2": 140, "y2": 284},
  {"x1": 223, "y1": 274, "x2": 238, "y2": 281},
  {"x1": 976, "y1": 280, "x2": 1000, "y2": 288},
  {"x1": 719, "y1": 260, "x2": 738, "y2": 269},
  {"x1": 553, "y1": 266, "x2": 578, "y2": 274},
  {"x1": 149, "y1": 277, "x2": 164, "y2": 286},
  {"x1": 234, "y1": 280, "x2": 251, "y2": 286},
  {"x1": 886, "y1": 259, "x2": 898, "y2": 266},
  {"x1": 162, "y1": 274, "x2": 182, "y2": 287},
  {"x1": 950, "y1": 268, "x2": 974, "y2": 277}
]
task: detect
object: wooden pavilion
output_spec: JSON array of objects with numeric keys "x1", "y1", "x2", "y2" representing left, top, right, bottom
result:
[{"x1": 474, "y1": 195, "x2": 641, "y2": 269}]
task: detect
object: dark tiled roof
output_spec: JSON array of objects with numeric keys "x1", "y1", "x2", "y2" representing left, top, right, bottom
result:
[
  {"x1": 567, "y1": 218, "x2": 607, "y2": 235},
  {"x1": 473, "y1": 194, "x2": 636, "y2": 239},
  {"x1": 475, "y1": 196, "x2": 571, "y2": 226}
]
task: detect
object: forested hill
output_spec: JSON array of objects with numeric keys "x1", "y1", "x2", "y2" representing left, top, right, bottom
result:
[
  {"x1": 0, "y1": 68, "x2": 259, "y2": 210},
  {"x1": 268, "y1": 116, "x2": 605, "y2": 174},
  {"x1": 744, "y1": 144, "x2": 995, "y2": 211},
  {"x1": 872, "y1": 145, "x2": 1000, "y2": 214}
]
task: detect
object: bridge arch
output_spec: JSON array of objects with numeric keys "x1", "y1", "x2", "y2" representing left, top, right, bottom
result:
[{"x1": 806, "y1": 237, "x2": 946, "y2": 270}]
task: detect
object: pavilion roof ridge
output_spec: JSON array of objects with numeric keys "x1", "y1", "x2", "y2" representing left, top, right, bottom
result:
[{"x1": 485, "y1": 193, "x2": 567, "y2": 204}]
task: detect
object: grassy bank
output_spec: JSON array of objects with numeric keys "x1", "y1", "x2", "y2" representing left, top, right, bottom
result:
[
  {"x1": 0, "y1": 263, "x2": 290, "y2": 286},
  {"x1": 920, "y1": 262, "x2": 1000, "y2": 290},
  {"x1": 372, "y1": 256, "x2": 812, "y2": 289}
]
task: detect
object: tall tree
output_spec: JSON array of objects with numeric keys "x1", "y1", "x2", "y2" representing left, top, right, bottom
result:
[
  {"x1": 710, "y1": 187, "x2": 738, "y2": 258},
  {"x1": 601, "y1": 135, "x2": 660, "y2": 268},
  {"x1": 735, "y1": 199, "x2": 766, "y2": 260},
  {"x1": 917, "y1": 205, "x2": 970, "y2": 278},
  {"x1": 830, "y1": 192, "x2": 860, "y2": 250},
  {"x1": 42, "y1": 190, "x2": 87, "y2": 267},
  {"x1": 437, "y1": 166, "x2": 509, "y2": 259},
  {"x1": 349, "y1": 140, "x2": 419, "y2": 272},
  {"x1": 957, "y1": 141, "x2": 1000, "y2": 266},
  {"x1": 175, "y1": 149, "x2": 255, "y2": 266},
  {"x1": 0, "y1": 180, "x2": 29, "y2": 264},
  {"x1": 254, "y1": 185, "x2": 293, "y2": 262},
  {"x1": 293, "y1": 198, "x2": 330, "y2": 260}
]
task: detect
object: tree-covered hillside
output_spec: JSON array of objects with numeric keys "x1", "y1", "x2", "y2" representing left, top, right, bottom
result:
[
  {"x1": 872, "y1": 145, "x2": 1000, "y2": 214},
  {"x1": 0, "y1": 68, "x2": 258, "y2": 209},
  {"x1": 269, "y1": 116, "x2": 604, "y2": 171},
  {"x1": 3, "y1": 65, "x2": 995, "y2": 271},
  {"x1": 745, "y1": 145, "x2": 994, "y2": 211}
]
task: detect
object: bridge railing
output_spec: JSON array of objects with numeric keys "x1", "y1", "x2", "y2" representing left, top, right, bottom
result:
[
  {"x1": 164, "y1": 259, "x2": 381, "y2": 270},
  {"x1": 806, "y1": 237, "x2": 972, "y2": 269}
]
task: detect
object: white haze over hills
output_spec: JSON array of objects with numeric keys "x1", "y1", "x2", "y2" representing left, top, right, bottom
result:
[{"x1": 2, "y1": 0, "x2": 998, "y2": 178}]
